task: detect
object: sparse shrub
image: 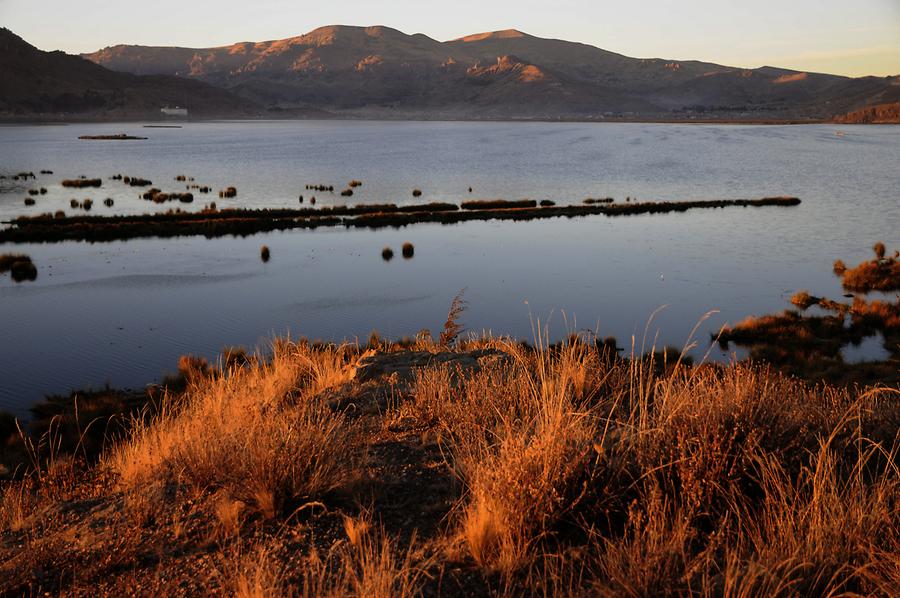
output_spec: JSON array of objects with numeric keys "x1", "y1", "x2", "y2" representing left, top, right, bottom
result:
[
  {"x1": 790, "y1": 290, "x2": 819, "y2": 310},
  {"x1": 833, "y1": 259, "x2": 847, "y2": 274},
  {"x1": 840, "y1": 246, "x2": 899, "y2": 292}
]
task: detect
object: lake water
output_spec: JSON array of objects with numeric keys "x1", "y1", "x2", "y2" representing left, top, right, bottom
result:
[{"x1": 1, "y1": 121, "x2": 898, "y2": 417}]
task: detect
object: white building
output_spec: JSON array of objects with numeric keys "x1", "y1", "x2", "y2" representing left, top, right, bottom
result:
[{"x1": 161, "y1": 106, "x2": 188, "y2": 117}]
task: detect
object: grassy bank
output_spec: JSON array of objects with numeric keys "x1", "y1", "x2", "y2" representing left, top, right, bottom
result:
[{"x1": 1, "y1": 326, "x2": 896, "y2": 595}]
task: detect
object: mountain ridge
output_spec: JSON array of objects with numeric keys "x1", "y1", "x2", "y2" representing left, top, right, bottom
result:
[
  {"x1": 3, "y1": 25, "x2": 897, "y2": 121},
  {"x1": 81, "y1": 25, "x2": 900, "y2": 120},
  {"x1": 0, "y1": 28, "x2": 257, "y2": 119}
]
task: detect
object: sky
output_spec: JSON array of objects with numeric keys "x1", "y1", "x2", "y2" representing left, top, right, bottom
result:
[{"x1": 1, "y1": 0, "x2": 898, "y2": 77}]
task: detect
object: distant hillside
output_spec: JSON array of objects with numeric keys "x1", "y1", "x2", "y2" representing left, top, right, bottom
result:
[
  {"x1": 0, "y1": 28, "x2": 256, "y2": 119},
  {"x1": 833, "y1": 102, "x2": 900, "y2": 123},
  {"x1": 83, "y1": 25, "x2": 900, "y2": 120}
]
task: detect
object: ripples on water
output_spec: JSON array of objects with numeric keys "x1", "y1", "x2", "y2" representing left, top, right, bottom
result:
[{"x1": 0, "y1": 121, "x2": 897, "y2": 415}]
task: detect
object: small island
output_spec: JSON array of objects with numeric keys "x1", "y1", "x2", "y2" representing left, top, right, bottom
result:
[{"x1": 78, "y1": 133, "x2": 148, "y2": 140}]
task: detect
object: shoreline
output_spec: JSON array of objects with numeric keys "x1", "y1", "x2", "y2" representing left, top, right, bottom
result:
[{"x1": 2, "y1": 114, "x2": 895, "y2": 126}]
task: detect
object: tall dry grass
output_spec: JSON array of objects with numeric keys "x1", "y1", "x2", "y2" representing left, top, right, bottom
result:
[
  {"x1": 3, "y1": 327, "x2": 897, "y2": 595},
  {"x1": 106, "y1": 340, "x2": 360, "y2": 518},
  {"x1": 408, "y1": 333, "x2": 899, "y2": 593}
]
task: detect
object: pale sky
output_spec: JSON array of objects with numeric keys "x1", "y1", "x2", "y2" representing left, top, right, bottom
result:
[{"x1": 1, "y1": 0, "x2": 898, "y2": 77}]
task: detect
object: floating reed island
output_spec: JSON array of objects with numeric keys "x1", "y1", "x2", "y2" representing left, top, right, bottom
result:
[
  {"x1": 61, "y1": 178, "x2": 102, "y2": 188},
  {"x1": 77, "y1": 134, "x2": 147, "y2": 141},
  {"x1": 0, "y1": 196, "x2": 801, "y2": 243}
]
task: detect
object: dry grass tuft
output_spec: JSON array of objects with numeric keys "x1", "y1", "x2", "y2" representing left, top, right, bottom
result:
[
  {"x1": 106, "y1": 341, "x2": 360, "y2": 518},
  {"x1": 301, "y1": 520, "x2": 429, "y2": 598},
  {"x1": 229, "y1": 543, "x2": 286, "y2": 598}
]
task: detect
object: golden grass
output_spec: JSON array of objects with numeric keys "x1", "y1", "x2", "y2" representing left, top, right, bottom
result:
[
  {"x1": 300, "y1": 516, "x2": 429, "y2": 598},
  {"x1": 2, "y1": 330, "x2": 897, "y2": 595},
  {"x1": 229, "y1": 543, "x2": 286, "y2": 598},
  {"x1": 105, "y1": 341, "x2": 360, "y2": 518},
  {"x1": 407, "y1": 334, "x2": 898, "y2": 592}
]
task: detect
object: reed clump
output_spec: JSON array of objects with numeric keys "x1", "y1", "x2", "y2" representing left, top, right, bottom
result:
[
  {"x1": 61, "y1": 178, "x2": 101, "y2": 188},
  {"x1": 219, "y1": 187, "x2": 237, "y2": 198},
  {"x1": 123, "y1": 176, "x2": 152, "y2": 187},
  {"x1": 141, "y1": 188, "x2": 193, "y2": 204},
  {"x1": 260, "y1": 245, "x2": 270, "y2": 262},
  {"x1": 839, "y1": 244, "x2": 899, "y2": 292},
  {"x1": 401, "y1": 242, "x2": 414, "y2": 259},
  {"x1": 0, "y1": 254, "x2": 37, "y2": 282},
  {"x1": 381, "y1": 247, "x2": 394, "y2": 261}
]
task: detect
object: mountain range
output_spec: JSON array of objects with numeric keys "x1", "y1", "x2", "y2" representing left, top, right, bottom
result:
[
  {"x1": 3, "y1": 25, "x2": 899, "y2": 121},
  {"x1": 0, "y1": 28, "x2": 252, "y2": 119}
]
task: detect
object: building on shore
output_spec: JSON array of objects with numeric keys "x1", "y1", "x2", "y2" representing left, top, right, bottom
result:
[{"x1": 161, "y1": 106, "x2": 188, "y2": 117}]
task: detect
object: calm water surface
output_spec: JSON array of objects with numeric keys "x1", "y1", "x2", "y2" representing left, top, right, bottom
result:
[{"x1": 0, "y1": 121, "x2": 897, "y2": 416}]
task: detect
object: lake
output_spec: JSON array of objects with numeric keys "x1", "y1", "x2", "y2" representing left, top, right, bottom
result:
[{"x1": 1, "y1": 120, "x2": 898, "y2": 417}]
